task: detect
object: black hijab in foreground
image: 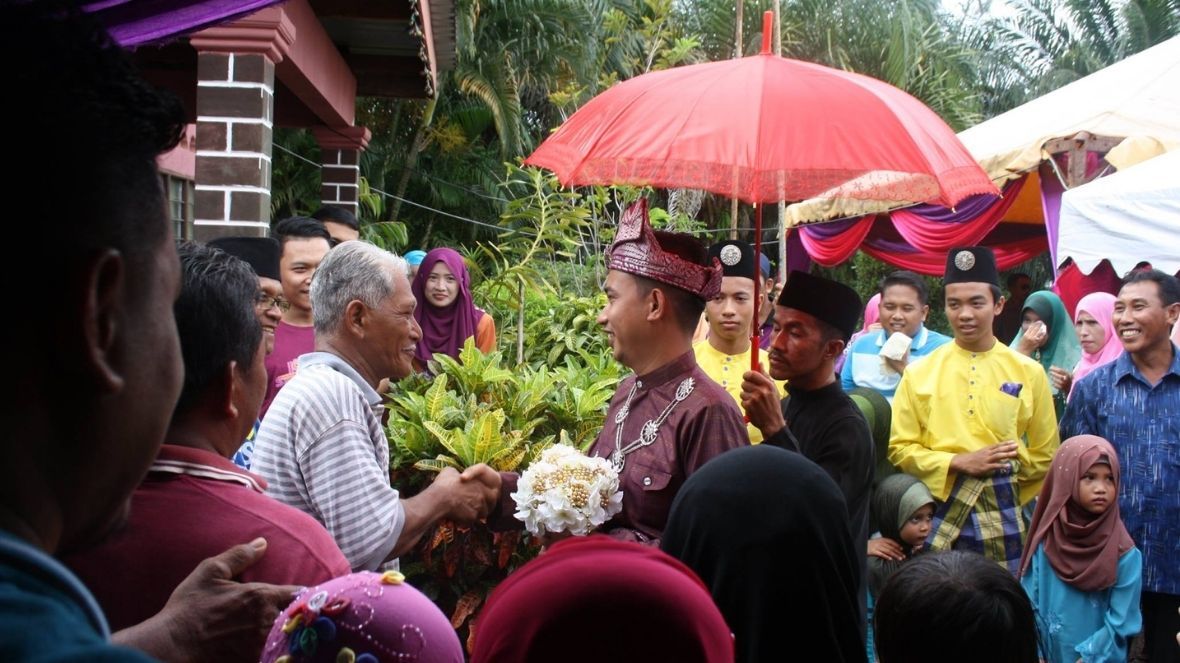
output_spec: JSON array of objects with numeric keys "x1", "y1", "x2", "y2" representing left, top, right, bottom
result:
[{"x1": 662, "y1": 445, "x2": 866, "y2": 663}]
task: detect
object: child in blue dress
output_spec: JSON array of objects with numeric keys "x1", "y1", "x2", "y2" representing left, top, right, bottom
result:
[{"x1": 1018, "y1": 435, "x2": 1142, "y2": 663}]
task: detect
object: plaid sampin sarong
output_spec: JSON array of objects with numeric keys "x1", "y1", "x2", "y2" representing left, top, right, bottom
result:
[{"x1": 928, "y1": 460, "x2": 1025, "y2": 574}]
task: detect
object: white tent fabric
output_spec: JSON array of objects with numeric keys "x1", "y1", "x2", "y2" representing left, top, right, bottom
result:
[
  {"x1": 958, "y1": 36, "x2": 1180, "y2": 183},
  {"x1": 1058, "y1": 150, "x2": 1180, "y2": 276}
]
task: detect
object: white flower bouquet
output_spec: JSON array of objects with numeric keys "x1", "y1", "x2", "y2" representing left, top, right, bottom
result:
[{"x1": 512, "y1": 445, "x2": 624, "y2": 536}]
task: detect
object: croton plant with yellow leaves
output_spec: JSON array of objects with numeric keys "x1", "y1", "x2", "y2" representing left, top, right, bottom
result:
[{"x1": 384, "y1": 339, "x2": 622, "y2": 650}]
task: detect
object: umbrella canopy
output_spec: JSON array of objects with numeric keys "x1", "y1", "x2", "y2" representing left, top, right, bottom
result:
[
  {"x1": 525, "y1": 14, "x2": 996, "y2": 216},
  {"x1": 1058, "y1": 150, "x2": 1180, "y2": 276}
]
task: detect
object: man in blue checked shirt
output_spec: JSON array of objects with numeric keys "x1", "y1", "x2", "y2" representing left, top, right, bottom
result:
[{"x1": 1060, "y1": 269, "x2": 1180, "y2": 663}]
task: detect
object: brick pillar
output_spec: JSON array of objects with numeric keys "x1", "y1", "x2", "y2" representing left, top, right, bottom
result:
[
  {"x1": 313, "y1": 126, "x2": 371, "y2": 217},
  {"x1": 190, "y1": 11, "x2": 293, "y2": 241}
]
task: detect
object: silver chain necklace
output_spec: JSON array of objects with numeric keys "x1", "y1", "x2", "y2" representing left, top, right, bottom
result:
[{"x1": 610, "y1": 377, "x2": 695, "y2": 472}]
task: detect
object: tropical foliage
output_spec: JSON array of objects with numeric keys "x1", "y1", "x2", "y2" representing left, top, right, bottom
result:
[
  {"x1": 269, "y1": 0, "x2": 1180, "y2": 650},
  {"x1": 273, "y1": 0, "x2": 1180, "y2": 251},
  {"x1": 384, "y1": 339, "x2": 623, "y2": 643},
  {"x1": 960, "y1": 0, "x2": 1180, "y2": 116}
]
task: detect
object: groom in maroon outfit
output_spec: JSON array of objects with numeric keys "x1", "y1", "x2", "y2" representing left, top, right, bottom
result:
[{"x1": 588, "y1": 201, "x2": 750, "y2": 544}]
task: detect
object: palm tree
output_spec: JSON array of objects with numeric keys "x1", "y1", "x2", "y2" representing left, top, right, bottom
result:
[
  {"x1": 974, "y1": 0, "x2": 1180, "y2": 115},
  {"x1": 450, "y1": 0, "x2": 603, "y2": 159}
]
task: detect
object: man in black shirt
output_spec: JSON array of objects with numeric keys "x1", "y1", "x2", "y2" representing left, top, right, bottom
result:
[{"x1": 741, "y1": 270, "x2": 874, "y2": 635}]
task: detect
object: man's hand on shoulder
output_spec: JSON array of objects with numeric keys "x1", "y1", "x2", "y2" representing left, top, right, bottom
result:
[
  {"x1": 867, "y1": 537, "x2": 905, "y2": 561},
  {"x1": 113, "y1": 538, "x2": 298, "y2": 663}
]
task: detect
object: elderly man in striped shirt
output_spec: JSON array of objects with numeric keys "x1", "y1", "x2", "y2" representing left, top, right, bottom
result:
[{"x1": 253, "y1": 242, "x2": 500, "y2": 571}]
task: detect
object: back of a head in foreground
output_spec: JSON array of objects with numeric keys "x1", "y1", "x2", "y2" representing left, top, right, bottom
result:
[
  {"x1": 2, "y1": 2, "x2": 187, "y2": 554},
  {"x1": 472, "y1": 536, "x2": 734, "y2": 663},
  {"x1": 5, "y1": 1, "x2": 185, "y2": 360},
  {"x1": 874, "y1": 550, "x2": 1041, "y2": 663},
  {"x1": 5, "y1": 2, "x2": 185, "y2": 279},
  {"x1": 661, "y1": 445, "x2": 863, "y2": 663},
  {"x1": 173, "y1": 242, "x2": 263, "y2": 416}
]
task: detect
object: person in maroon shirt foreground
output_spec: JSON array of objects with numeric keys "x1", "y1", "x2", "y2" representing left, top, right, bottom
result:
[
  {"x1": 586, "y1": 200, "x2": 749, "y2": 544},
  {"x1": 65, "y1": 243, "x2": 350, "y2": 639}
]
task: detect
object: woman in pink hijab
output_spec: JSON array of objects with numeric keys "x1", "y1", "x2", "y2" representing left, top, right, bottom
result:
[
  {"x1": 1062, "y1": 292, "x2": 1123, "y2": 400},
  {"x1": 410, "y1": 248, "x2": 497, "y2": 371}
]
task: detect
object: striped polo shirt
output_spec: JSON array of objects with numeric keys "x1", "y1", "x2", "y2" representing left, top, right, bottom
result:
[{"x1": 252, "y1": 352, "x2": 404, "y2": 571}]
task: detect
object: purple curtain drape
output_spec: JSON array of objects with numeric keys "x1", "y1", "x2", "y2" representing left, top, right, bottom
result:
[
  {"x1": 1039, "y1": 152, "x2": 1103, "y2": 269},
  {"x1": 1038, "y1": 161, "x2": 1066, "y2": 269},
  {"x1": 888, "y1": 178, "x2": 1027, "y2": 252},
  {"x1": 798, "y1": 177, "x2": 1029, "y2": 269},
  {"x1": 83, "y1": 0, "x2": 282, "y2": 46}
]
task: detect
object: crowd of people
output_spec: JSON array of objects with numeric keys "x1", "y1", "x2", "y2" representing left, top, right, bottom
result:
[{"x1": 3, "y1": 4, "x2": 1179, "y2": 663}]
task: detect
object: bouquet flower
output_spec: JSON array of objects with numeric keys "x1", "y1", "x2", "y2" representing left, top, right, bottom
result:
[{"x1": 512, "y1": 445, "x2": 623, "y2": 536}]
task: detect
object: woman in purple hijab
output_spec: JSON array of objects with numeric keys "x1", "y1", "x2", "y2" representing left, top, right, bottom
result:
[{"x1": 410, "y1": 247, "x2": 496, "y2": 370}]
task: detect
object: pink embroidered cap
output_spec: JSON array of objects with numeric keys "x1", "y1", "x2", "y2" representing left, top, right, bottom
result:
[
  {"x1": 261, "y1": 571, "x2": 463, "y2": 663},
  {"x1": 606, "y1": 199, "x2": 722, "y2": 300}
]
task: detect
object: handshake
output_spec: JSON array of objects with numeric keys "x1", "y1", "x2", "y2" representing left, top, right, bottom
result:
[{"x1": 431, "y1": 464, "x2": 505, "y2": 525}]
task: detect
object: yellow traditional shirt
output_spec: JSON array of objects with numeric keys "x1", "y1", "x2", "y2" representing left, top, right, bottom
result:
[
  {"x1": 888, "y1": 340, "x2": 1059, "y2": 505},
  {"x1": 693, "y1": 340, "x2": 786, "y2": 444}
]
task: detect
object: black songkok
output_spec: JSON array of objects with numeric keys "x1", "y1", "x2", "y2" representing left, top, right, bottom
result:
[
  {"x1": 208, "y1": 236, "x2": 281, "y2": 281},
  {"x1": 776, "y1": 270, "x2": 862, "y2": 341},
  {"x1": 943, "y1": 246, "x2": 999, "y2": 287},
  {"x1": 708, "y1": 240, "x2": 759, "y2": 280}
]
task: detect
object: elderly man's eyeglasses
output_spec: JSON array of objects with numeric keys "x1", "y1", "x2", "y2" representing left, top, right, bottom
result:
[{"x1": 255, "y1": 293, "x2": 291, "y2": 313}]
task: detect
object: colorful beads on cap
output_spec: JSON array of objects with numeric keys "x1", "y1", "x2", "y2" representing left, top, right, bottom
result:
[
  {"x1": 282, "y1": 614, "x2": 304, "y2": 634},
  {"x1": 261, "y1": 571, "x2": 455, "y2": 663},
  {"x1": 308, "y1": 590, "x2": 330, "y2": 611},
  {"x1": 290, "y1": 625, "x2": 318, "y2": 656},
  {"x1": 323, "y1": 596, "x2": 350, "y2": 617}
]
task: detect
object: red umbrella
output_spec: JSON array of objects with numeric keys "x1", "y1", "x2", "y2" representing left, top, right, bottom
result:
[{"x1": 526, "y1": 11, "x2": 996, "y2": 367}]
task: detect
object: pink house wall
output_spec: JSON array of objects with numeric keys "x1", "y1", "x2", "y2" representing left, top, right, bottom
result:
[{"x1": 157, "y1": 123, "x2": 197, "y2": 179}]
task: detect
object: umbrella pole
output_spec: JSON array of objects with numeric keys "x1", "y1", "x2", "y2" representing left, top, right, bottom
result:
[
  {"x1": 729, "y1": 1, "x2": 743, "y2": 242},
  {"x1": 752, "y1": 202, "x2": 763, "y2": 373}
]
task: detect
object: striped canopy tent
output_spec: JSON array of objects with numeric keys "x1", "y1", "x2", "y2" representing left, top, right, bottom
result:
[{"x1": 791, "y1": 35, "x2": 1180, "y2": 285}]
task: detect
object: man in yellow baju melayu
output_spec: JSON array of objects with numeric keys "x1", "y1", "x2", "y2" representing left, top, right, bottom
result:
[
  {"x1": 693, "y1": 240, "x2": 785, "y2": 443},
  {"x1": 888, "y1": 246, "x2": 1059, "y2": 573}
]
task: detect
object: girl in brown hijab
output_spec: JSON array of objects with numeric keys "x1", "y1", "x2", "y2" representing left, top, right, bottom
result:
[{"x1": 1017, "y1": 435, "x2": 1142, "y2": 663}]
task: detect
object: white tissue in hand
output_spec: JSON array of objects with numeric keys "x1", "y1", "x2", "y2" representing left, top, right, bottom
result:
[{"x1": 878, "y1": 331, "x2": 912, "y2": 361}]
